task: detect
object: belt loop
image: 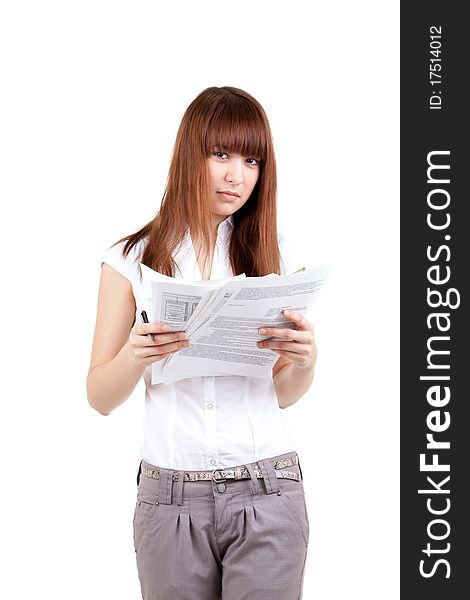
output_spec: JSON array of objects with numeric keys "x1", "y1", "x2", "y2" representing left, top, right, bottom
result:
[
  {"x1": 175, "y1": 470, "x2": 185, "y2": 506},
  {"x1": 244, "y1": 461, "x2": 261, "y2": 498},
  {"x1": 158, "y1": 467, "x2": 174, "y2": 505},
  {"x1": 258, "y1": 457, "x2": 280, "y2": 495},
  {"x1": 297, "y1": 453, "x2": 304, "y2": 482}
]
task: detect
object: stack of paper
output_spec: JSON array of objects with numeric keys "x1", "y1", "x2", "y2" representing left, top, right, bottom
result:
[{"x1": 140, "y1": 263, "x2": 331, "y2": 384}]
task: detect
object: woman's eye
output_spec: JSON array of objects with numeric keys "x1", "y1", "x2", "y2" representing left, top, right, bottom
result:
[{"x1": 212, "y1": 151, "x2": 259, "y2": 165}]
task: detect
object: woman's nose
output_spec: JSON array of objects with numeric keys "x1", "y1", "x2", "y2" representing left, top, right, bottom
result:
[{"x1": 225, "y1": 158, "x2": 244, "y2": 184}]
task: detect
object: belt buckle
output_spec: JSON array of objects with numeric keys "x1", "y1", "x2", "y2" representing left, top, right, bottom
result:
[{"x1": 211, "y1": 468, "x2": 226, "y2": 483}]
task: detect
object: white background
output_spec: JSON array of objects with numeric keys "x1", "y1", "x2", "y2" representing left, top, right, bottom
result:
[{"x1": 0, "y1": 1, "x2": 399, "y2": 598}]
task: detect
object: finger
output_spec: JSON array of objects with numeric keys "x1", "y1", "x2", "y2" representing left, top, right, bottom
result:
[
  {"x1": 257, "y1": 340, "x2": 311, "y2": 355},
  {"x1": 258, "y1": 327, "x2": 312, "y2": 343},
  {"x1": 136, "y1": 339, "x2": 190, "y2": 359},
  {"x1": 147, "y1": 331, "x2": 189, "y2": 347},
  {"x1": 266, "y1": 348, "x2": 301, "y2": 362},
  {"x1": 136, "y1": 322, "x2": 175, "y2": 335},
  {"x1": 150, "y1": 340, "x2": 190, "y2": 355},
  {"x1": 282, "y1": 309, "x2": 313, "y2": 331},
  {"x1": 133, "y1": 331, "x2": 187, "y2": 349},
  {"x1": 271, "y1": 349, "x2": 313, "y2": 369}
]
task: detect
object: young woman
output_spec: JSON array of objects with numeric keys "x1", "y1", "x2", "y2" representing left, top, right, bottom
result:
[{"x1": 87, "y1": 86, "x2": 317, "y2": 600}]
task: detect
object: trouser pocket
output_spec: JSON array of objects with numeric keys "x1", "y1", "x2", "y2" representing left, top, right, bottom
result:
[
  {"x1": 133, "y1": 499, "x2": 158, "y2": 553},
  {"x1": 133, "y1": 472, "x2": 159, "y2": 553},
  {"x1": 276, "y1": 482, "x2": 310, "y2": 547}
]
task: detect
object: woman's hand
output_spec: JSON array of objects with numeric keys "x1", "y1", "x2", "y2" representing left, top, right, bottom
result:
[
  {"x1": 257, "y1": 309, "x2": 316, "y2": 371},
  {"x1": 130, "y1": 322, "x2": 190, "y2": 367}
]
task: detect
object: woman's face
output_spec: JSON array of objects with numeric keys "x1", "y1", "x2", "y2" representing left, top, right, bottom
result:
[{"x1": 206, "y1": 148, "x2": 260, "y2": 225}]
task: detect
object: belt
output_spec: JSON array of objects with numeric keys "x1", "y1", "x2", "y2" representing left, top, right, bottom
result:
[{"x1": 141, "y1": 454, "x2": 301, "y2": 483}]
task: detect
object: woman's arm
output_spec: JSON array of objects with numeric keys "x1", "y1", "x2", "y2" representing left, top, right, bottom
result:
[
  {"x1": 257, "y1": 309, "x2": 317, "y2": 409},
  {"x1": 87, "y1": 264, "x2": 189, "y2": 415},
  {"x1": 86, "y1": 265, "x2": 145, "y2": 415}
]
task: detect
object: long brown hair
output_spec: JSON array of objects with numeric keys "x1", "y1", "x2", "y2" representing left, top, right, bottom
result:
[{"x1": 113, "y1": 86, "x2": 281, "y2": 277}]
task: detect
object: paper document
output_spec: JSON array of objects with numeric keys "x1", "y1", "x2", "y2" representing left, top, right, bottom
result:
[{"x1": 140, "y1": 264, "x2": 331, "y2": 384}]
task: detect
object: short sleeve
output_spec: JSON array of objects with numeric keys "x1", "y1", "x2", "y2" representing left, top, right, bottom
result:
[
  {"x1": 278, "y1": 232, "x2": 308, "y2": 275},
  {"x1": 101, "y1": 239, "x2": 145, "y2": 284}
]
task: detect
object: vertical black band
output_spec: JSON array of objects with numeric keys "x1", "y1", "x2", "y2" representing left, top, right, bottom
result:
[{"x1": 401, "y1": 2, "x2": 468, "y2": 597}]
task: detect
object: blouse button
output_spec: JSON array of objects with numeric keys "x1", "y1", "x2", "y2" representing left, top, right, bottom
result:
[
  {"x1": 207, "y1": 403, "x2": 214, "y2": 409},
  {"x1": 210, "y1": 459, "x2": 216, "y2": 466}
]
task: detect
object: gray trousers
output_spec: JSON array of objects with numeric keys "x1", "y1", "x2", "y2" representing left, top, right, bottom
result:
[{"x1": 133, "y1": 450, "x2": 309, "y2": 600}]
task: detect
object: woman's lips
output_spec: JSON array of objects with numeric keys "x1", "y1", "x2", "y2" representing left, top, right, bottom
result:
[{"x1": 217, "y1": 192, "x2": 240, "y2": 201}]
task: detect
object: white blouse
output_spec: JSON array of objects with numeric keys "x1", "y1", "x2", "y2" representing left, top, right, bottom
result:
[{"x1": 101, "y1": 215, "x2": 306, "y2": 470}]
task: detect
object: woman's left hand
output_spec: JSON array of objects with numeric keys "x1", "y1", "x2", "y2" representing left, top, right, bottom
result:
[{"x1": 256, "y1": 309, "x2": 317, "y2": 371}]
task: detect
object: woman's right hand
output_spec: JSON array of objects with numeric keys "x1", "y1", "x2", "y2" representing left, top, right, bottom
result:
[{"x1": 129, "y1": 322, "x2": 190, "y2": 367}]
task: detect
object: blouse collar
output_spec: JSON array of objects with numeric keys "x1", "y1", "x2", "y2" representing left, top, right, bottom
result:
[
  {"x1": 178, "y1": 214, "x2": 234, "y2": 257},
  {"x1": 217, "y1": 214, "x2": 234, "y2": 241}
]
